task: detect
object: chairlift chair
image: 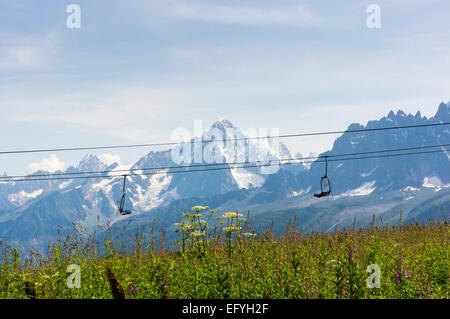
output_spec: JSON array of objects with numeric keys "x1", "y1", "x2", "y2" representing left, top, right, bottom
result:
[
  {"x1": 117, "y1": 175, "x2": 132, "y2": 215},
  {"x1": 314, "y1": 156, "x2": 332, "y2": 198}
]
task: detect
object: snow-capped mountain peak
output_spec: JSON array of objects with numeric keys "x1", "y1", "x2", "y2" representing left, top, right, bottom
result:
[
  {"x1": 211, "y1": 118, "x2": 236, "y2": 130},
  {"x1": 78, "y1": 154, "x2": 108, "y2": 172}
]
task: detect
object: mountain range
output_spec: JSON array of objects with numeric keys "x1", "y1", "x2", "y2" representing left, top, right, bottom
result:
[{"x1": 0, "y1": 102, "x2": 449, "y2": 251}]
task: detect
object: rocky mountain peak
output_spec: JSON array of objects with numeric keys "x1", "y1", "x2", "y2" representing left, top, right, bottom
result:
[
  {"x1": 78, "y1": 154, "x2": 107, "y2": 172},
  {"x1": 434, "y1": 101, "x2": 450, "y2": 122}
]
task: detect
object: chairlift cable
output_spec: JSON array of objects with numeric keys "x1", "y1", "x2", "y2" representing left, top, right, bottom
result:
[
  {"x1": 0, "y1": 122, "x2": 448, "y2": 155},
  {"x1": 1, "y1": 143, "x2": 448, "y2": 180},
  {"x1": 0, "y1": 148, "x2": 447, "y2": 183}
]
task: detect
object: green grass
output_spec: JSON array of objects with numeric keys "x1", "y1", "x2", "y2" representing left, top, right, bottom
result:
[{"x1": 0, "y1": 206, "x2": 448, "y2": 299}]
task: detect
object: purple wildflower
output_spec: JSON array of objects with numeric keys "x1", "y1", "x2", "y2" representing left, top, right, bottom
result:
[
  {"x1": 395, "y1": 256, "x2": 412, "y2": 285},
  {"x1": 129, "y1": 282, "x2": 140, "y2": 294}
]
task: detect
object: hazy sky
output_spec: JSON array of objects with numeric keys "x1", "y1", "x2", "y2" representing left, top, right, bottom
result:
[{"x1": 1, "y1": 0, "x2": 449, "y2": 175}]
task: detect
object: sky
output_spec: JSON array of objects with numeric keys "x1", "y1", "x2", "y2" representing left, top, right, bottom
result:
[{"x1": 0, "y1": 0, "x2": 449, "y2": 175}]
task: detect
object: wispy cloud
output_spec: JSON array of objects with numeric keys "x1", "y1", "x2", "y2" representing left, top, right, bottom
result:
[
  {"x1": 0, "y1": 47, "x2": 39, "y2": 69},
  {"x1": 0, "y1": 31, "x2": 59, "y2": 71},
  {"x1": 171, "y1": 3, "x2": 321, "y2": 27},
  {"x1": 4, "y1": 87, "x2": 199, "y2": 143}
]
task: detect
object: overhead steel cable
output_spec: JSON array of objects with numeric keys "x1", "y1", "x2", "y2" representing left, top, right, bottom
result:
[
  {"x1": 0, "y1": 122, "x2": 448, "y2": 155},
  {"x1": 0, "y1": 143, "x2": 448, "y2": 180},
  {"x1": 0, "y1": 148, "x2": 448, "y2": 183}
]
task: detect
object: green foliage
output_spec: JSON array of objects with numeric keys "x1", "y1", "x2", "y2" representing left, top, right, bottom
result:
[{"x1": 0, "y1": 206, "x2": 448, "y2": 299}]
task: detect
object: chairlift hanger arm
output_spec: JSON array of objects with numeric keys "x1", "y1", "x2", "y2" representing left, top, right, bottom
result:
[
  {"x1": 118, "y1": 175, "x2": 132, "y2": 215},
  {"x1": 122, "y1": 175, "x2": 127, "y2": 193}
]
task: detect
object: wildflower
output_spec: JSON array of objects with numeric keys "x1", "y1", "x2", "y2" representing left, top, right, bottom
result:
[
  {"x1": 395, "y1": 255, "x2": 412, "y2": 284},
  {"x1": 174, "y1": 222, "x2": 193, "y2": 231},
  {"x1": 191, "y1": 206, "x2": 208, "y2": 212},
  {"x1": 345, "y1": 247, "x2": 356, "y2": 260},
  {"x1": 223, "y1": 225, "x2": 241, "y2": 233},
  {"x1": 190, "y1": 231, "x2": 204, "y2": 237},
  {"x1": 243, "y1": 232, "x2": 256, "y2": 238},
  {"x1": 129, "y1": 282, "x2": 140, "y2": 294},
  {"x1": 395, "y1": 270, "x2": 401, "y2": 285},
  {"x1": 222, "y1": 212, "x2": 243, "y2": 219}
]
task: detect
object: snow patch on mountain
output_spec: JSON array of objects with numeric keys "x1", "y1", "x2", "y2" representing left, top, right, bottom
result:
[
  {"x1": 360, "y1": 167, "x2": 376, "y2": 177},
  {"x1": 91, "y1": 179, "x2": 114, "y2": 193},
  {"x1": 132, "y1": 173, "x2": 173, "y2": 211},
  {"x1": 59, "y1": 181, "x2": 72, "y2": 190},
  {"x1": 107, "y1": 164, "x2": 132, "y2": 176},
  {"x1": 341, "y1": 181, "x2": 376, "y2": 197},
  {"x1": 422, "y1": 176, "x2": 449, "y2": 191},
  {"x1": 98, "y1": 153, "x2": 120, "y2": 166},
  {"x1": 292, "y1": 186, "x2": 311, "y2": 197},
  {"x1": 231, "y1": 168, "x2": 265, "y2": 189},
  {"x1": 8, "y1": 189, "x2": 43, "y2": 205}
]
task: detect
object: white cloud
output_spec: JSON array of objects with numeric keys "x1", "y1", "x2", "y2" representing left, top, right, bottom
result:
[
  {"x1": 0, "y1": 46, "x2": 40, "y2": 70},
  {"x1": 172, "y1": 3, "x2": 321, "y2": 27},
  {"x1": 28, "y1": 154, "x2": 65, "y2": 173},
  {"x1": 99, "y1": 153, "x2": 121, "y2": 166},
  {"x1": 8, "y1": 47, "x2": 37, "y2": 67},
  {"x1": 0, "y1": 31, "x2": 59, "y2": 70},
  {"x1": 4, "y1": 87, "x2": 199, "y2": 143}
]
